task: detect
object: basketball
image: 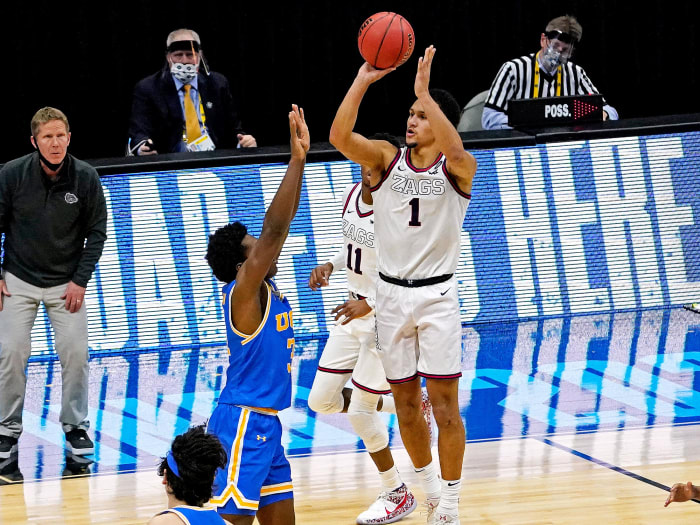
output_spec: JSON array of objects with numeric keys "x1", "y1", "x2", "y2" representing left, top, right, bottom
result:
[{"x1": 357, "y1": 12, "x2": 415, "y2": 69}]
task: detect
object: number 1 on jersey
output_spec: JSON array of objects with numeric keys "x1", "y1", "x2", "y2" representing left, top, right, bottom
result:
[{"x1": 408, "y1": 198, "x2": 421, "y2": 226}]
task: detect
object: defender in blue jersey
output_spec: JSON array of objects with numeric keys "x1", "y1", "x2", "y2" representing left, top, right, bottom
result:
[
  {"x1": 205, "y1": 105, "x2": 309, "y2": 525},
  {"x1": 149, "y1": 425, "x2": 228, "y2": 525}
]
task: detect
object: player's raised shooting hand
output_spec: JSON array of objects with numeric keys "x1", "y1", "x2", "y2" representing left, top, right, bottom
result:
[{"x1": 357, "y1": 62, "x2": 396, "y2": 86}]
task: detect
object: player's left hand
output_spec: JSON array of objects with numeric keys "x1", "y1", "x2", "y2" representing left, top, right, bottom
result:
[
  {"x1": 415, "y1": 45, "x2": 436, "y2": 98},
  {"x1": 61, "y1": 281, "x2": 86, "y2": 313},
  {"x1": 237, "y1": 134, "x2": 257, "y2": 148},
  {"x1": 332, "y1": 299, "x2": 372, "y2": 325}
]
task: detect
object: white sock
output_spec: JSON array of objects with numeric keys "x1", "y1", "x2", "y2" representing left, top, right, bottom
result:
[
  {"x1": 378, "y1": 395, "x2": 395, "y2": 414},
  {"x1": 414, "y1": 460, "x2": 441, "y2": 500},
  {"x1": 437, "y1": 478, "x2": 461, "y2": 516},
  {"x1": 378, "y1": 465, "x2": 403, "y2": 492}
]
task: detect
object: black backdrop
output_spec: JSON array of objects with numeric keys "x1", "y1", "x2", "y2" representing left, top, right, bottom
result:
[{"x1": 4, "y1": 0, "x2": 698, "y2": 162}]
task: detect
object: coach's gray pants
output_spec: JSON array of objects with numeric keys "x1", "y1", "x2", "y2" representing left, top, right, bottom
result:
[{"x1": 0, "y1": 271, "x2": 89, "y2": 438}]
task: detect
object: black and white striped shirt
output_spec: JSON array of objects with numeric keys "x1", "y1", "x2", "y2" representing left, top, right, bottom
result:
[{"x1": 482, "y1": 53, "x2": 617, "y2": 129}]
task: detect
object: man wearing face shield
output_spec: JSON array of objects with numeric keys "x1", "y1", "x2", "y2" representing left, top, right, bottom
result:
[
  {"x1": 128, "y1": 28, "x2": 256, "y2": 155},
  {"x1": 482, "y1": 15, "x2": 618, "y2": 130}
]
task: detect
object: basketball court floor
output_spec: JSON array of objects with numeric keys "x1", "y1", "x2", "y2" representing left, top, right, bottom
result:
[{"x1": 1, "y1": 306, "x2": 700, "y2": 523}]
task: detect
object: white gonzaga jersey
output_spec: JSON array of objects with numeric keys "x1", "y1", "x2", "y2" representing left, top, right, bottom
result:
[
  {"x1": 329, "y1": 182, "x2": 378, "y2": 300},
  {"x1": 371, "y1": 147, "x2": 471, "y2": 279}
]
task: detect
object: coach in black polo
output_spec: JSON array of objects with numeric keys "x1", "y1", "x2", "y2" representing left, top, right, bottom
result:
[{"x1": 0, "y1": 107, "x2": 107, "y2": 459}]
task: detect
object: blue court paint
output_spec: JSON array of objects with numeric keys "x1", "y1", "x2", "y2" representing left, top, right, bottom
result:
[{"x1": 5, "y1": 307, "x2": 700, "y2": 484}]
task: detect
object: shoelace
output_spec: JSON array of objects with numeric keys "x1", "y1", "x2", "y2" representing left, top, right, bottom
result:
[{"x1": 423, "y1": 500, "x2": 439, "y2": 519}]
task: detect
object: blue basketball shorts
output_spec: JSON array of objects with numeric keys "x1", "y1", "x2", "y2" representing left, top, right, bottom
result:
[{"x1": 207, "y1": 404, "x2": 293, "y2": 516}]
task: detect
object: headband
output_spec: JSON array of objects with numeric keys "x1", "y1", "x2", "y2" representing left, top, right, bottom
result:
[
  {"x1": 165, "y1": 450, "x2": 181, "y2": 478},
  {"x1": 167, "y1": 40, "x2": 201, "y2": 53},
  {"x1": 545, "y1": 30, "x2": 577, "y2": 44}
]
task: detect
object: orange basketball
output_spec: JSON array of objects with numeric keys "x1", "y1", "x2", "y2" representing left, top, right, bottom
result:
[{"x1": 357, "y1": 12, "x2": 415, "y2": 69}]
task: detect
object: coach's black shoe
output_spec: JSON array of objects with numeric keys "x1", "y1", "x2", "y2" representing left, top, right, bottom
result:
[
  {"x1": 65, "y1": 429, "x2": 94, "y2": 456},
  {"x1": 0, "y1": 450, "x2": 22, "y2": 485},
  {"x1": 63, "y1": 452, "x2": 94, "y2": 477},
  {"x1": 0, "y1": 435, "x2": 18, "y2": 460}
]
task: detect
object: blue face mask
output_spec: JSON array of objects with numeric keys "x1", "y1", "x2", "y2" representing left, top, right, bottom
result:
[{"x1": 170, "y1": 62, "x2": 198, "y2": 84}]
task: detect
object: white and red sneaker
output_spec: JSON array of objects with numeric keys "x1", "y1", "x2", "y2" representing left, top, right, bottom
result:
[
  {"x1": 356, "y1": 483, "x2": 417, "y2": 524},
  {"x1": 421, "y1": 388, "x2": 434, "y2": 445},
  {"x1": 424, "y1": 497, "x2": 440, "y2": 522}
]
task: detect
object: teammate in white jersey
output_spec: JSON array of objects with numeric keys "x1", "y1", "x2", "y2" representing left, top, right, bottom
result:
[
  {"x1": 308, "y1": 134, "x2": 427, "y2": 524},
  {"x1": 329, "y1": 46, "x2": 477, "y2": 525}
]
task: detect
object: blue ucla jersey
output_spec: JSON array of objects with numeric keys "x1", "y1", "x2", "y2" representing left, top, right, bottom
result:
[
  {"x1": 159, "y1": 505, "x2": 226, "y2": 524},
  {"x1": 218, "y1": 279, "x2": 294, "y2": 411}
]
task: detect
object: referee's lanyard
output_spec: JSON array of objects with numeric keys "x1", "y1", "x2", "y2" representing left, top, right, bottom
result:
[{"x1": 533, "y1": 51, "x2": 562, "y2": 98}]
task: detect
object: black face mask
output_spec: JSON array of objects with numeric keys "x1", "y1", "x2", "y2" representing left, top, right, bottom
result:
[{"x1": 33, "y1": 137, "x2": 65, "y2": 172}]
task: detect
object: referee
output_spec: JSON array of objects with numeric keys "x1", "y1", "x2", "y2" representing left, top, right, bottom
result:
[{"x1": 482, "y1": 15, "x2": 618, "y2": 130}]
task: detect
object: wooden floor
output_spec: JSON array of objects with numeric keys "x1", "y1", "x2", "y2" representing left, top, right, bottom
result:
[
  {"x1": 3, "y1": 308, "x2": 700, "y2": 523},
  {"x1": 1, "y1": 424, "x2": 699, "y2": 524}
]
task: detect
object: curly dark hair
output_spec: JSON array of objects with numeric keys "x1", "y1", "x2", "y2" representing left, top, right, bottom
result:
[
  {"x1": 429, "y1": 88, "x2": 461, "y2": 127},
  {"x1": 157, "y1": 424, "x2": 228, "y2": 507},
  {"x1": 206, "y1": 221, "x2": 248, "y2": 284}
]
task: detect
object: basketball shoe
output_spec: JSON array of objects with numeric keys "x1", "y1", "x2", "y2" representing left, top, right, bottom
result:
[
  {"x1": 356, "y1": 483, "x2": 417, "y2": 524},
  {"x1": 421, "y1": 388, "x2": 434, "y2": 445},
  {"x1": 65, "y1": 429, "x2": 94, "y2": 455},
  {"x1": 427, "y1": 511, "x2": 460, "y2": 524},
  {"x1": 0, "y1": 435, "x2": 18, "y2": 459}
]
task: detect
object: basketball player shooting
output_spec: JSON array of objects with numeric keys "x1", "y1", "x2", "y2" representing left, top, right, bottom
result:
[{"x1": 329, "y1": 46, "x2": 477, "y2": 525}]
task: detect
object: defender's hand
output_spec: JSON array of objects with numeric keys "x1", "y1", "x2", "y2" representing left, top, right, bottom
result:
[{"x1": 289, "y1": 104, "x2": 310, "y2": 159}]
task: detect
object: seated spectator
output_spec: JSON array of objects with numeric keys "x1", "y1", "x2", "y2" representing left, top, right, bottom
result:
[
  {"x1": 482, "y1": 15, "x2": 618, "y2": 130},
  {"x1": 148, "y1": 425, "x2": 228, "y2": 524},
  {"x1": 128, "y1": 28, "x2": 256, "y2": 155},
  {"x1": 665, "y1": 481, "x2": 699, "y2": 507}
]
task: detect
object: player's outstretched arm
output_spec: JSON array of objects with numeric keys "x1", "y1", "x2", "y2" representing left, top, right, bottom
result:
[
  {"x1": 329, "y1": 63, "x2": 397, "y2": 180},
  {"x1": 415, "y1": 46, "x2": 477, "y2": 194},
  {"x1": 232, "y1": 106, "x2": 309, "y2": 332}
]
